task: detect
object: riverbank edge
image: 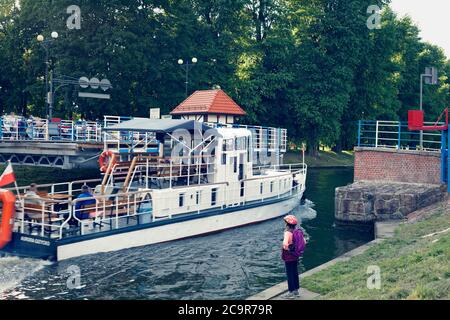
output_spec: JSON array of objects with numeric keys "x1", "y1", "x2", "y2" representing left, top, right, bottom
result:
[
  {"x1": 284, "y1": 150, "x2": 354, "y2": 169},
  {"x1": 246, "y1": 233, "x2": 389, "y2": 300},
  {"x1": 246, "y1": 200, "x2": 447, "y2": 300}
]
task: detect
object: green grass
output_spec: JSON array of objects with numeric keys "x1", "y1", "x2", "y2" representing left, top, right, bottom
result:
[
  {"x1": 284, "y1": 150, "x2": 354, "y2": 168},
  {"x1": 301, "y1": 205, "x2": 450, "y2": 300}
]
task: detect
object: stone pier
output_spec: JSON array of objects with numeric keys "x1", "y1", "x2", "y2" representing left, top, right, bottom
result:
[{"x1": 335, "y1": 181, "x2": 447, "y2": 223}]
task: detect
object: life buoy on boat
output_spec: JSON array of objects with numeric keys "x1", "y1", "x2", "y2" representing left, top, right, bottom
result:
[
  {"x1": 99, "y1": 150, "x2": 116, "y2": 173},
  {"x1": 0, "y1": 189, "x2": 16, "y2": 250}
]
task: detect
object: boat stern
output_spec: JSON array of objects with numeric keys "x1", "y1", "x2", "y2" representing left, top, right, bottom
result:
[{"x1": 0, "y1": 232, "x2": 57, "y2": 261}]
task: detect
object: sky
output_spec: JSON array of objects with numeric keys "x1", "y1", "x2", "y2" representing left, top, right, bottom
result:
[{"x1": 389, "y1": 0, "x2": 450, "y2": 57}]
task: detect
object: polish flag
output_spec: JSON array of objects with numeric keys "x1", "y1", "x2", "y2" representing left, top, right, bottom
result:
[{"x1": 0, "y1": 162, "x2": 16, "y2": 187}]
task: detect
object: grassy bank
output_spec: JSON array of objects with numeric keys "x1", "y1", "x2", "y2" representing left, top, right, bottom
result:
[
  {"x1": 302, "y1": 203, "x2": 450, "y2": 299},
  {"x1": 284, "y1": 150, "x2": 354, "y2": 168}
]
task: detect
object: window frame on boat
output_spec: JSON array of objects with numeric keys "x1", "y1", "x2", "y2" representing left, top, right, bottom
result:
[
  {"x1": 179, "y1": 193, "x2": 185, "y2": 207},
  {"x1": 211, "y1": 188, "x2": 218, "y2": 206}
]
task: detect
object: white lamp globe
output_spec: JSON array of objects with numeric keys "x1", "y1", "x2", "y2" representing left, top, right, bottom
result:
[
  {"x1": 192, "y1": 57, "x2": 198, "y2": 64},
  {"x1": 178, "y1": 59, "x2": 184, "y2": 65},
  {"x1": 37, "y1": 35, "x2": 44, "y2": 42},
  {"x1": 51, "y1": 31, "x2": 59, "y2": 39}
]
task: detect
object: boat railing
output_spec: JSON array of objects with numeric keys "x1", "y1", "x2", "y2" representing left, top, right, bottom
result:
[
  {"x1": 254, "y1": 163, "x2": 307, "y2": 175},
  {"x1": 103, "y1": 115, "x2": 133, "y2": 128},
  {"x1": 149, "y1": 180, "x2": 305, "y2": 220},
  {"x1": 206, "y1": 122, "x2": 288, "y2": 152},
  {"x1": 11, "y1": 171, "x2": 306, "y2": 240},
  {"x1": 103, "y1": 131, "x2": 158, "y2": 154},
  {"x1": 7, "y1": 179, "x2": 103, "y2": 199},
  {"x1": 11, "y1": 188, "x2": 153, "y2": 239},
  {"x1": 15, "y1": 197, "x2": 72, "y2": 238},
  {"x1": 67, "y1": 189, "x2": 152, "y2": 237},
  {"x1": 100, "y1": 155, "x2": 217, "y2": 192}
]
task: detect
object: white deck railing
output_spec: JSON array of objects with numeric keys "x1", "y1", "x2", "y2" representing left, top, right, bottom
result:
[{"x1": 10, "y1": 164, "x2": 306, "y2": 240}]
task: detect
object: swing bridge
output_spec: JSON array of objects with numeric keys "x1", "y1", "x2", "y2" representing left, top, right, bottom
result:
[
  {"x1": 0, "y1": 115, "x2": 288, "y2": 170},
  {"x1": 357, "y1": 108, "x2": 449, "y2": 194}
]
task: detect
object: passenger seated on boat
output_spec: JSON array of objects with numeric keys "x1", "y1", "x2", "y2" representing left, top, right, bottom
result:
[
  {"x1": 24, "y1": 184, "x2": 43, "y2": 206},
  {"x1": 74, "y1": 185, "x2": 96, "y2": 220}
]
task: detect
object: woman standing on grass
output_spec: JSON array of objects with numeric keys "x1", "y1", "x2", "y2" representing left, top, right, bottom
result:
[{"x1": 282, "y1": 215, "x2": 306, "y2": 297}]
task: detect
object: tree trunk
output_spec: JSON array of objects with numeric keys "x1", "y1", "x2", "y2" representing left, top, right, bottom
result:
[
  {"x1": 307, "y1": 140, "x2": 319, "y2": 157},
  {"x1": 332, "y1": 140, "x2": 343, "y2": 153}
]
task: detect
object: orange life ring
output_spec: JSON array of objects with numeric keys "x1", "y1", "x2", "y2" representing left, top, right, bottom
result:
[
  {"x1": 99, "y1": 150, "x2": 116, "y2": 173},
  {"x1": 0, "y1": 189, "x2": 16, "y2": 250}
]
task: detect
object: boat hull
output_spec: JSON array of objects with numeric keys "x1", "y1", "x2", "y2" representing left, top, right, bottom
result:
[{"x1": 57, "y1": 190, "x2": 303, "y2": 261}]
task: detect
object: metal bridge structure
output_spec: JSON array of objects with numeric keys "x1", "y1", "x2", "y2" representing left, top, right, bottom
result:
[
  {"x1": 0, "y1": 116, "x2": 115, "y2": 169},
  {"x1": 357, "y1": 108, "x2": 449, "y2": 194},
  {"x1": 0, "y1": 115, "x2": 288, "y2": 170}
]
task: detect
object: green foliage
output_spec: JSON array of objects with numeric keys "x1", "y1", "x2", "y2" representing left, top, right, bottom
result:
[{"x1": 0, "y1": 0, "x2": 449, "y2": 153}]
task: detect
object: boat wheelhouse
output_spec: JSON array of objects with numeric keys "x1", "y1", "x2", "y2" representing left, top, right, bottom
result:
[{"x1": 0, "y1": 117, "x2": 306, "y2": 261}]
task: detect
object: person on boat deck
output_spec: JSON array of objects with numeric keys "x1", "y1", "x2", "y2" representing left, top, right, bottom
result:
[
  {"x1": 74, "y1": 185, "x2": 96, "y2": 220},
  {"x1": 24, "y1": 183, "x2": 43, "y2": 205},
  {"x1": 281, "y1": 215, "x2": 306, "y2": 298}
]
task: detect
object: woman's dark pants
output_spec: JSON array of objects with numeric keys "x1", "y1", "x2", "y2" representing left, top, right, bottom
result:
[{"x1": 285, "y1": 260, "x2": 300, "y2": 292}]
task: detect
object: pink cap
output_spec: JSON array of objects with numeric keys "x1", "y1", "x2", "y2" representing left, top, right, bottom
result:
[{"x1": 284, "y1": 215, "x2": 298, "y2": 225}]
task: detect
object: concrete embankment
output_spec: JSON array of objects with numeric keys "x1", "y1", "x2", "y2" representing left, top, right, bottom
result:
[
  {"x1": 247, "y1": 198, "x2": 448, "y2": 300},
  {"x1": 247, "y1": 231, "x2": 389, "y2": 300}
]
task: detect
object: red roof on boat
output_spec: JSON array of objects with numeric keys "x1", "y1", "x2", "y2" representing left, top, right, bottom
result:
[{"x1": 171, "y1": 90, "x2": 247, "y2": 116}]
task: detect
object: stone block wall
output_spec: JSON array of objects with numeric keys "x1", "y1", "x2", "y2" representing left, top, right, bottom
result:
[{"x1": 335, "y1": 181, "x2": 447, "y2": 223}]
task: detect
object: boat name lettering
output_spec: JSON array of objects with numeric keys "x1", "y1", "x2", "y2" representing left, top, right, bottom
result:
[{"x1": 20, "y1": 236, "x2": 51, "y2": 247}]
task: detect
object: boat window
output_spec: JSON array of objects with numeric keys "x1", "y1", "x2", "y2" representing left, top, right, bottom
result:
[
  {"x1": 211, "y1": 188, "x2": 218, "y2": 206},
  {"x1": 247, "y1": 137, "x2": 251, "y2": 162},
  {"x1": 196, "y1": 191, "x2": 201, "y2": 205},
  {"x1": 233, "y1": 157, "x2": 237, "y2": 173},
  {"x1": 224, "y1": 139, "x2": 233, "y2": 152},
  {"x1": 260, "y1": 183, "x2": 263, "y2": 194},
  {"x1": 240, "y1": 182, "x2": 245, "y2": 197},
  {"x1": 270, "y1": 181, "x2": 274, "y2": 193},
  {"x1": 222, "y1": 154, "x2": 226, "y2": 165},
  {"x1": 179, "y1": 193, "x2": 185, "y2": 207}
]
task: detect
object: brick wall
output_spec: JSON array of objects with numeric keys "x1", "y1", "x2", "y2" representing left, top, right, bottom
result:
[{"x1": 354, "y1": 147, "x2": 442, "y2": 185}]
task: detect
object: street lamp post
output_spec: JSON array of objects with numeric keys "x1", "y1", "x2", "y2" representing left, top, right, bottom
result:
[
  {"x1": 37, "y1": 31, "x2": 59, "y2": 120},
  {"x1": 178, "y1": 57, "x2": 198, "y2": 97},
  {"x1": 419, "y1": 67, "x2": 438, "y2": 148}
]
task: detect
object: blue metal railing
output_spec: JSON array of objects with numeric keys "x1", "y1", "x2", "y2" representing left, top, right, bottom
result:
[
  {"x1": 0, "y1": 117, "x2": 105, "y2": 143},
  {"x1": 357, "y1": 120, "x2": 442, "y2": 152},
  {"x1": 0, "y1": 117, "x2": 49, "y2": 141}
]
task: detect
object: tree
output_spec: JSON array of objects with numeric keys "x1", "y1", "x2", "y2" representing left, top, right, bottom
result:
[{"x1": 0, "y1": 0, "x2": 448, "y2": 156}]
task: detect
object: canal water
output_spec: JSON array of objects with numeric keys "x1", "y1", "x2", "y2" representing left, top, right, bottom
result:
[{"x1": 0, "y1": 167, "x2": 373, "y2": 300}]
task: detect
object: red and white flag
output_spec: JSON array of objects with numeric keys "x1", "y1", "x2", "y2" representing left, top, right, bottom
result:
[{"x1": 0, "y1": 162, "x2": 16, "y2": 187}]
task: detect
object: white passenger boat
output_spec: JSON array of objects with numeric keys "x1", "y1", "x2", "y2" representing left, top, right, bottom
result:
[{"x1": 0, "y1": 116, "x2": 307, "y2": 261}]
